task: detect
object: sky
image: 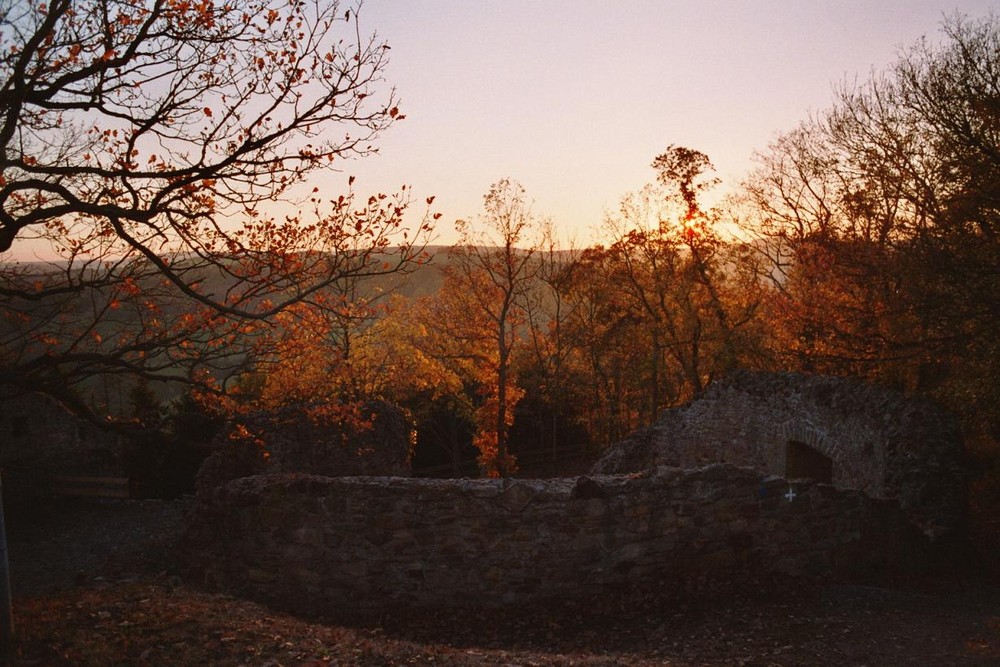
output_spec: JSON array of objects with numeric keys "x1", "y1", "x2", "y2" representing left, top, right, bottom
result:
[
  {"x1": 338, "y1": 0, "x2": 997, "y2": 246},
  {"x1": 5, "y1": 0, "x2": 996, "y2": 261}
]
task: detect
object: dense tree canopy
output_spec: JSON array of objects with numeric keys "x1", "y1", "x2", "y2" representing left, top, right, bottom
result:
[{"x1": 742, "y1": 13, "x2": 999, "y2": 430}]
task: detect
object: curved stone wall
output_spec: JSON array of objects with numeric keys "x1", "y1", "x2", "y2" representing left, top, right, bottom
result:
[
  {"x1": 183, "y1": 467, "x2": 916, "y2": 614},
  {"x1": 181, "y1": 372, "x2": 964, "y2": 614},
  {"x1": 592, "y1": 372, "x2": 966, "y2": 538}
]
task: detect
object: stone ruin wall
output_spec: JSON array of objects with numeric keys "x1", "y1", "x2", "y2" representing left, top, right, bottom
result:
[
  {"x1": 181, "y1": 371, "x2": 964, "y2": 614},
  {"x1": 0, "y1": 390, "x2": 122, "y2": 497},
  {"x1": 593, "y1": 372, "x2": 967, "y2": 538},
  {"x1": 0, "y1": 390, "x2": 119, "y2": 470},
  {"x1": 183, "y1": 466, "x2": 918, "y2": 614}
]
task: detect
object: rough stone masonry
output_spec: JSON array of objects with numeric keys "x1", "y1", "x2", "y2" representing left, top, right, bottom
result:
[
  {"x1": 592, "y1": 371, "x2": 967, "y2": 539},
  {"x1": 182, "y1": 371, "x2": 966, "y2": 613}
]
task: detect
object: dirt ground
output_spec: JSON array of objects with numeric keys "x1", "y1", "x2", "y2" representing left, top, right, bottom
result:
[{"x1": 4, "y1": 498, "x2": 1000, "y2": 665}]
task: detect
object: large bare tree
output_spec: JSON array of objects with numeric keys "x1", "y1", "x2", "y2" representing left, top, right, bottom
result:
[{"x1": 742, "y1": 14, "x2": 999, "y2": 419}]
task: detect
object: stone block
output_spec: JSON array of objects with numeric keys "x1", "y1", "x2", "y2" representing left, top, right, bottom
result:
[
  {"x1": 290, "y1": 566, "x2": 322, "y2": 586},
  {"x1": 578, "y1": 497, "x2": 605, "y2": 517},
  {"x1": 292, "y1": 527, "x2": 325, "y2": 548},
  {"x1": 247, "y1": 567, "x2": 276, "y2": 584},
  {"x1": 496, "y1": 481, "x2": 537, "y2": 513}
]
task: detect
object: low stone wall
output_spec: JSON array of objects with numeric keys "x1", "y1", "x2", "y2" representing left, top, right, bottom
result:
[{"x1": 182, "y1": 465, "x2": 918, "y2": 614}]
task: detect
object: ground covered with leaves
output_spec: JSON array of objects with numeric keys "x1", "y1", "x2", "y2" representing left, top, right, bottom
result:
[{"x1": 5, "y1": 498, "x2": 1000, "y2": 665}]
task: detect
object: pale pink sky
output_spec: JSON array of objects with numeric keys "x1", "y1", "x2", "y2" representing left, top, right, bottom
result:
[
  {"x1": 342, "y1": 0, "x2": 996, "y2": 245},
  {"x1": 6, "y1": 1, "x2": 996, "y2": 260}
]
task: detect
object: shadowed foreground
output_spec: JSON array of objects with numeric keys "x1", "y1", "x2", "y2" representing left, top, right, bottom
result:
[
  {"x1": 5, "y1": 498, "x2": 1000, "y2": 665},
  {"x1": 10, "y1": 576, "x2": 1000, "y2": 665}
]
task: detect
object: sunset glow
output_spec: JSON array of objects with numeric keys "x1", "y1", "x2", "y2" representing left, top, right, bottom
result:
[{"x1": 349, "y1": 0, "x2": 996, "y2": 245}]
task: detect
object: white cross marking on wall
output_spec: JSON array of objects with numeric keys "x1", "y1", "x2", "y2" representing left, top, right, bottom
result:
[{"x1": 784, "y1": 487, "x2": 796, "y2": 502}]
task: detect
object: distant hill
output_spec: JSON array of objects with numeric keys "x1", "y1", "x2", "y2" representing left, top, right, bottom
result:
[{"x1": 2, "y1": 245, "x2": 581, "y2": 416}]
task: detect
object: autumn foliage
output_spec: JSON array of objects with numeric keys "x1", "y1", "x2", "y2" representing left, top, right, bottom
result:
[
  {"x1": 1, "y1": 0, "x2": 998, "y2": 522},
  {"x1": 0, "y1": 0, "x2": 432, "y2": 425}
]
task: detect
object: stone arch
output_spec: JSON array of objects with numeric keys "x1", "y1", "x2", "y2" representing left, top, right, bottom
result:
[
  {"x1": 591, "y1": 371, "x2": 967, "y2": 539},
  {"x1": 785, "y1": 440, "x2": 833, "y2": 483},
  {"x1": 779, "y1": 421, "x2": 827, "y2": 454},
  {"x1": 771, "y1": 421, "x2": 836, "y2": 481}
]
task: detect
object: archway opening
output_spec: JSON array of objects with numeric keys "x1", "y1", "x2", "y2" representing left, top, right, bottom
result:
[{"x1": 785, "y1": 440, "x2": 833, "y2": 483}]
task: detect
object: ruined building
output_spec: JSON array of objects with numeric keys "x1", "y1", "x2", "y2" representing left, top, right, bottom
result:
[
  {"x1": 182, "y1": 371, "x2": 967, "y2": 613},
  {"x1": 593, "y1": 371, "x2": 966, "y2": 540}
]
